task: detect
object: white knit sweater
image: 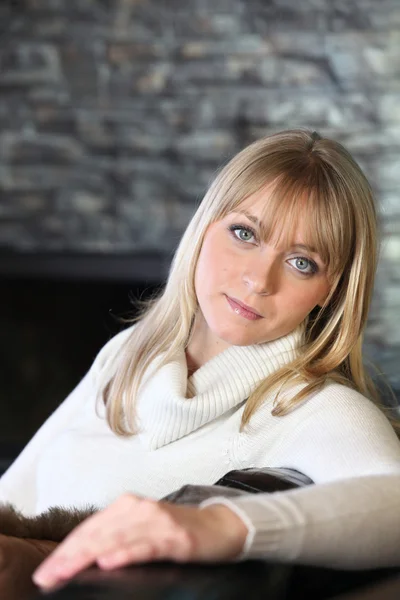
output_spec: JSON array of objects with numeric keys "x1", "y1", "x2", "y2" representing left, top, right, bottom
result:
[{"x1": 1, "y1": 325, "x2": 400, "y2": 568}]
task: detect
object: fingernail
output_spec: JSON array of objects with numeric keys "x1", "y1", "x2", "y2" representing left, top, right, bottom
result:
[
  {"x1": 33, "y1": 563, "x2": 64, "y2": 586},
  {"x1": 32, "y1": 567, "x2": 46, "y2": 584},
  {"x1": 33, "y1": 571, "x2": 56, "y2": 587}
]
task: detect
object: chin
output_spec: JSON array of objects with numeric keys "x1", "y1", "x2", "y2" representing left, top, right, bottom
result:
[{"x1": 211, "y1": 323, "x2": 262, "y2": 347}]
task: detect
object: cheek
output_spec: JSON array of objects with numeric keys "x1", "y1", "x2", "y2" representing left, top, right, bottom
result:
[
  {"x1": 195, "y1": 243, "x2": 219, "y2": 302},
  {"x1": 287, "y1": 282, "x2": 330, "y2": 312},
  {"x1": 195, "y1": 246, "x2": 213, "y2": 287},
  {"x1": 196, "y1": 237, "x2": 231, "y2": 289}
]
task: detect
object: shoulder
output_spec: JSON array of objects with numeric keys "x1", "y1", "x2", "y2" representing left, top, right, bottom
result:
[
  {"x1": 303, "y1": 381, "x2": 390, "y2": 423},
  {"x1": 282, "y1": 381, "x2": 400, "y2": 481},
  {"x1": 294, "y1": 380, "x2": 400, "y2": 451},
  {"x1": 91, "y1": 323, "x2": 137, "y2": 381}
]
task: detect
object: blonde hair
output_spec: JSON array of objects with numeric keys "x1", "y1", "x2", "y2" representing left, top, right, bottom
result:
[{"x1": 101, "y1": 129, "x2": 396, "y2": 436}]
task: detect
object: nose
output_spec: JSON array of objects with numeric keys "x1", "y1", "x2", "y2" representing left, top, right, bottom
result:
[{"x1": 242, "y1": 255, "x2": 278, "y2": 296}]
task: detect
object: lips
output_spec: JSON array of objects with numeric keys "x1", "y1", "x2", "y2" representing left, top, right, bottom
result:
[{"x1": 226, "y1": 295, "x2": 263, "y2": 320}]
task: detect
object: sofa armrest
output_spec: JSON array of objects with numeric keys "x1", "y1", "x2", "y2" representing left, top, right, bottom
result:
[
  {"x1": 163, "y1": 467, "x2": 313, "y2": 505},
  {"x1": 215, "y1": 467, "x2": 313, "y2": 493}
]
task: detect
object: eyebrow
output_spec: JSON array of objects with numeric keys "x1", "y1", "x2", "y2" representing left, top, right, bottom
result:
[
  {"x1": 236, "y1": 211, "x2": 318, "y2": 254},
  {"x1": 239, "y1": 211, "x2": 259, "y2": 225}
]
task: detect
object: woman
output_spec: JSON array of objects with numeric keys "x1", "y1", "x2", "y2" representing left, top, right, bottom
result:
[{"x1": 1, "y1": 129, "x2": 400, "y2": 589}]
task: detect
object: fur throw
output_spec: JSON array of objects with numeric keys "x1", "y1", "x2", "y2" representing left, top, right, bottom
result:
[{"x1": 0, "y1": 504, "x2": 97, "y2": 542}]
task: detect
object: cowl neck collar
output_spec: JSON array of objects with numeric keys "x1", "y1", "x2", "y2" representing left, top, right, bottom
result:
[{"x1": 136, "y1": 328, "x2": 302, "y2": 450}]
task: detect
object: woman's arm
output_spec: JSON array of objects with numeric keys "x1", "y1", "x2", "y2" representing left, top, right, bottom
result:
[
  {"x1": 201, "y1": 472, "x2": 400, "y2": 569},
  {"x1": 32, "y1": 472, "x2": 400, "y2": 590}
]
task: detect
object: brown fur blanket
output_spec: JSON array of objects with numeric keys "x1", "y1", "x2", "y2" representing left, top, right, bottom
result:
[{"x1": 0, "y1": 504, "x2": 97, "y2": 542}]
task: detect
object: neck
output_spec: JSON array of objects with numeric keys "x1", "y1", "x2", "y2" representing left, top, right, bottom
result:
[{"x1": 185, "y1": 311, "x2": 231, "y2": 375}]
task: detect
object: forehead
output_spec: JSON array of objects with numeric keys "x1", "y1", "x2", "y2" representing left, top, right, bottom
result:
[{"x1": 238, "y1": 181, "x2": 306, "y2": 213}]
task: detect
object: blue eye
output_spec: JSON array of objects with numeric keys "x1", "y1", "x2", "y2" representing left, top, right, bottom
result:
[
  {"x1": 228, "y1": 224, "x2": 256, "y2": 243},
  {"x1": 288, "y1": 257, "x2": 318, "y2": 274}
]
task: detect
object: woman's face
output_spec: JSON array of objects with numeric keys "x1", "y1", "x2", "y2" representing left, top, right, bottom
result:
[{"x1": 194, "y1": 186, "x2": 332, "y2": 349}]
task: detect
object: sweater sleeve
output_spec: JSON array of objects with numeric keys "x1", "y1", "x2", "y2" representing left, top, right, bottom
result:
[
  {"x1": 0, "y1": 370, "x2": 95, "y2": 515},
  {"x1": 200, "y1": 473, "x2": 400, "y2": 569},
  {"x1": 0, "y1": 325, "x2": 135, "y2": 516}
]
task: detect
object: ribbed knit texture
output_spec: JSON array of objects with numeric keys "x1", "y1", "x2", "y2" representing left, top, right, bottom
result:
[{"x1": 136, "y1": 331, "x2": 299, "y2": 450}]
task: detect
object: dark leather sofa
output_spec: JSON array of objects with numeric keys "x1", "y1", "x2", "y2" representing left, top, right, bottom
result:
[{"x1": 40, "y1": 467, "x2": 400, "y2": 600}]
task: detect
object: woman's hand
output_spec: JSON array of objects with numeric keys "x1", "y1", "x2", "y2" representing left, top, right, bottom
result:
[
  {"x1": 0, "y1": 534, "x2": 57, "y2": 600},
  {"x1": 32, "y1": 494, "x2": 248, "y2": 589}
]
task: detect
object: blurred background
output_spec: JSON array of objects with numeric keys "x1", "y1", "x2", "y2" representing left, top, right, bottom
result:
[{"x1": 0, "y1": 0, "x2": 399, "y2": 463}]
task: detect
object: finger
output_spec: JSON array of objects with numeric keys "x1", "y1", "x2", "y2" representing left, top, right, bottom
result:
[
  {"x1": 34, "y1": 500, "x2": 195, "y2": 587},
  {"x1": 45, "y1": 494, "x2": 141, "y2": 557},
  {"x1": 33, "y1": 513, "x2": 126, "y2": 587},
  {"x1": 97, "y1": 525, "x2": 194, "y2": 569},
  {"x1": 32, "y1": 545, "x2": 95, "y2": 589},
  {"x1": 97, "y1": 543, "x2": 156, "y2": 569},
  {"x1": 33, "y1": 499, "x2": 163, "y2": 587}
]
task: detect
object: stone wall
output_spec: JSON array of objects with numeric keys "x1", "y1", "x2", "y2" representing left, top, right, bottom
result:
[{"x1": 0, "y1": 0, "x2": 400, "y2": 389}]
